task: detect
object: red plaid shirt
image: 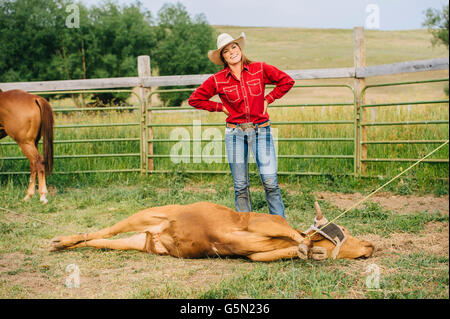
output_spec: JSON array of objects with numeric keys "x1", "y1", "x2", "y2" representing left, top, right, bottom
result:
[{"x1": 188, "y1": 62, "x2": 295, "y2": 124}]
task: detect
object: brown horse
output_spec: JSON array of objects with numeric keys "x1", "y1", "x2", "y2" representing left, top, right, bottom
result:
[{"x1": 0, "y1": 89, "x2": 54, "y2": 204}]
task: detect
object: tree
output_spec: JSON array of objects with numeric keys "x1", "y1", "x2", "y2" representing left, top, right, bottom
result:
[
  {"x1": 152, "y1": 3, "x2": 219, "y2": 106},
  {"x1": 0, "y1": 0, "x2": 157, "y2": 105},
  {"x1": 0, "y1": 0, "x2": 67, "y2": 82},
  {"x1": 0, "y1": 1, "x2": 219, "y2": 106},
  {"x1": 83, "y1": 1, "x2": 157, "y2": 105},
  {"x1": 423, "y1": 4, "x2": 449, "y2": 48},
  {"x1": 423, "y1": 4, "x2": 449, "y2": 95}
]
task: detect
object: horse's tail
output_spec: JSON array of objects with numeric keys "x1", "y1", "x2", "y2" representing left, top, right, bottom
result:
[{"x1": 35, "y1": 97, "x2": 54, "y2": 176}]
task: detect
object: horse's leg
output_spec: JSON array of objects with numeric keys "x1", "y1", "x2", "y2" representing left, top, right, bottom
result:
[
  {"x1": 36, "y1": 162, "x2": 48, "y2": 204},
  {"x1": 18, "y1": 142, "x2": 47, "y2": 203}
]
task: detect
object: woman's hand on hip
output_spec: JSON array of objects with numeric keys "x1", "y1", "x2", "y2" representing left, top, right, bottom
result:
[
  {"x1": 223, "y1": 106, "x2": 230, "y2": 116},
  {"x1": 263, "y1": 99, "x2": 268, "y2": 115}
]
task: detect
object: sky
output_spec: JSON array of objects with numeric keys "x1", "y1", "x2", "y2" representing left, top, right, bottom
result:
[{"x1": 81, "y1": 0, "x2": 448, "y2": 30}]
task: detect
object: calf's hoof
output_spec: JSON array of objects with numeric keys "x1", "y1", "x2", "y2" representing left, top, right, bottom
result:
[
  {"x1": 49, "y1": 237, "x2": 69, "y2": 252},
  {"x1": 298, "y1": 244, "x2": 309, "y2": 260},
  {"x1": 311, "y1": 246, "x2": 328, "y2": 260}
]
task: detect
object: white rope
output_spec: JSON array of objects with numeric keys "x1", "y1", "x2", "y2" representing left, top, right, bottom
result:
[
  {"x1": 305, "y1": 140, "x2": 449, "y2": 240},
  {"x1": 0, "y1": 206, "x2": 80, "y2": 234}
]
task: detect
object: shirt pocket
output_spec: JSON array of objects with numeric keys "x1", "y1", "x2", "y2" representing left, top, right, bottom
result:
[
  {"x1": 247, "y1": 79, "x2": 262, "y2": 96},
  {"x1": 223, "y1": 85, "x2": 240, "y2": 103}
]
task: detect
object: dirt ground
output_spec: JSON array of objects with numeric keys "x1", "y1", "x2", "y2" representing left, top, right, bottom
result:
[
  {"x1": 0, "y1": 191, "x2": 448, "y2": 298},
  {"x1": 314, "y1": 191, "x2": 449, "y2": 257},
  {"x1": 314, "y1": 191, "x2": 449, "y2": 216}
]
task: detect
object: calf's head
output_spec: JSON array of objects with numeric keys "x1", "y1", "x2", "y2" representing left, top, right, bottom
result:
[{"x1": 300, "y1": 202, "x2": 375, "y2": 260}]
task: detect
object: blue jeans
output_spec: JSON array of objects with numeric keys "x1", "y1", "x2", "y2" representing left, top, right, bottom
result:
[{"x1": 225, "y1": 124, "x2": 285, "y2": 218}]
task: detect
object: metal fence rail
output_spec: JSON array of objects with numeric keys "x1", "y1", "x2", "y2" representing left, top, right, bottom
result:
[
  {"x1": 1, "y1": 79, "x2": 449, "y2": 179},
  {"x1": 0, "y1": 89, "x2": 143, "y2": 175},
  {"x1": 145, "y1": 84, "x2": 357, "y2": 176},
  {"x1": 358, "y1": 78, "x2": 449, "y2": 176}
]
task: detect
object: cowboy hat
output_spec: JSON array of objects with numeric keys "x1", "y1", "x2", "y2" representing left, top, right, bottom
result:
[{"x1": 208, "y1": 32, "x2": 246, "y2": 65}]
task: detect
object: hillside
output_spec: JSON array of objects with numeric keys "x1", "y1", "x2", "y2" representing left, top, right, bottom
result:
[
  {"x1": 213, "y1": 26, "x2": 448, "y2": 69},
  {"x1": 212, "y1": 26, "x2": 449, "y2": 103}
]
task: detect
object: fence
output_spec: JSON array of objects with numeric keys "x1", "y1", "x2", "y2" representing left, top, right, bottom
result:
[
  {"x1": 0, "y1": 89, "x2": 143, "y2": 175},
  {"x1": 145, "y1": 84, "x2": 358, "y2": 176},
  {"x1": 0, "y1": 27, "x2": 449, "y2": 179},
  {"x1": 359, "y1": 78, "x2": 449, "y2": 177}
]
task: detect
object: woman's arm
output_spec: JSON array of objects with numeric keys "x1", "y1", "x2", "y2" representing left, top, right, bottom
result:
[
  {"x1": 188, "y1": 75, "x2": 226, "y2": 113},
  {"x1": 262, "y1": 62, "x2": 295, "y2": 105}
]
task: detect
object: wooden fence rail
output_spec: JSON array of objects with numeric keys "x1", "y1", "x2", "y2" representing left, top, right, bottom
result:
[
  {"x1": 0, "y1": 58, "x2": 447, "y2": 92},
  {"x1": 0, "y1": 27, "x2": 448, "y2": 177}
]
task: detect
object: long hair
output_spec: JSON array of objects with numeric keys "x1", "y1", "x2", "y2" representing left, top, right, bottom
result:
[{"x1": 220, "y1": 42, "x2": 252, "y2": 68}]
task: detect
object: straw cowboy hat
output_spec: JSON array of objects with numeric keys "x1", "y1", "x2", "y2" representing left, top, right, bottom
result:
[{"x1": 208, "y1": 32, "x2": 246, "y2": 65}]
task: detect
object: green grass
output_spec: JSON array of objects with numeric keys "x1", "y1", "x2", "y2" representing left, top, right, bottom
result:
[
  {"x1": 1, "y1": 27, "x2": 448, "y2": 183},
  {"x1": 0, "y1": 176, "x2": 448, "y2": 299},
  {"x1": 367, "y1": 253, "x2": 449, "y2": 299},
  {"x1": 314, "y1": 201, "x2": 448, "y2": 236},
  {"x1": 0, "y1": 27, "x2": 448, "y2": 299}
]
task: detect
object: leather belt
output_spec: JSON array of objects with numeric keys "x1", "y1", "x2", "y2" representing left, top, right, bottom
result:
[{"x1": 226, "y1": 121, "x2": 270, "y2": 131}]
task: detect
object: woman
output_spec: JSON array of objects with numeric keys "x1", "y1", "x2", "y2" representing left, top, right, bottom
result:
[{"x1": 188, "y1": 32, "x2": 294, "y2": 218}]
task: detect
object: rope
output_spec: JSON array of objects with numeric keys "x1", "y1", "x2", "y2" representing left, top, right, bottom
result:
[
  {"x1": 1, "y1": 140, "x2": 448, "y2": 246},
  {"x1": 0, "y1": 206, "x2": 80, "y2": 235},
  {"x1": 0, "y1": 206, "x2": 56, "y2": 227},
  {"x1": 305, "y1": 139, "x2": 449, "y2": 241}
]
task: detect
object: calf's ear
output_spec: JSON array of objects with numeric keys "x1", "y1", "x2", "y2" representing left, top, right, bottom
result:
[{"x1": 314, "y1": 201, "x2": 323, "y2": 220}]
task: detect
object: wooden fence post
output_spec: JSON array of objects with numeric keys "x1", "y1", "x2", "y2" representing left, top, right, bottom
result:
[
  {"x1": 138, "y1": 55, "x2": 153, "y2": 172},
  {"x1": 354, "y1": 27, "x2": 366, "y2": 176}
]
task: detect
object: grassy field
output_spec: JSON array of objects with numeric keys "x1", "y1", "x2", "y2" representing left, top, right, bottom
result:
[
  {"x1": 0, "y1": 175, "x2": 448, "y2": 298},
  {"x1": 214, "y1": 26, "x2": 448, "y2": 68},
  {"x1": 1, "y1": 27, "x2": 448, "y2": 180},
  {"x1": 0, "y1": 27, "x2": 448, "y2": 299}
]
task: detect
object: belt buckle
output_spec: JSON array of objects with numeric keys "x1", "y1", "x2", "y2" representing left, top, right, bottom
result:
[{"x1": 239, "y1": 122, "x2": 254, "y2": 131}]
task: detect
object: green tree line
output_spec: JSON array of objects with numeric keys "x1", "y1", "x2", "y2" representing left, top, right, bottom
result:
[
  {"x1": 422, "y1": 4, "x2": 449, "y2": 95},
  {"x1": 0, "y1": 0, "x2": 219, "y2": 105}
]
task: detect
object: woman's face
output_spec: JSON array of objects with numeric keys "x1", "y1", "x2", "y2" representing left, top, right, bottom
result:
[{"x1": 221, "y1": 42, "x2": 242, "y2": 66}]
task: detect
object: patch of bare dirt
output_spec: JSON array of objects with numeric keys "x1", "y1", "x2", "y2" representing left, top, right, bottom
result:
[
  {"x1": 329, "y1": 222, "x2": 449, "y2": 298},
  {"x1": 360, "y1": 222, "x2": 449, "y2": 258},
  {"x1": 0, "y1": 249, "x2": 249, "y2": 298},
  {"x1": 315, "y1": 191, "x2": 449, "y2": 215}
]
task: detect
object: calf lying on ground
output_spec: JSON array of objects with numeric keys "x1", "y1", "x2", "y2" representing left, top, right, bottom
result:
[{"x1": 51, "y1": 201, "x2": 374, "y2": 261}]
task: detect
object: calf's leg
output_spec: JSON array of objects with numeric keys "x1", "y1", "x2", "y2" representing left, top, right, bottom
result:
[
  {"x1": 64, "y1": 233, "x2": 148, "y2": 252},
  {"x1": 248, "y1": 246, "x2": 299, "y2": 261},
  {"x1": 51, "y1": 209, "x2": 169, "y2": 251}
]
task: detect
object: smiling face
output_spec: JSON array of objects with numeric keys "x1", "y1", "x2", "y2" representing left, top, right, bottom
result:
[{"x1": 220, "y1": 42, "x2": 242, "y2": 66}]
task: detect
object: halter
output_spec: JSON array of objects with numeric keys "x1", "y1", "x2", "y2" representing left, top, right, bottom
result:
[{"x1": 304, "y1": 217, "x2": 347, "y2": 259}]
